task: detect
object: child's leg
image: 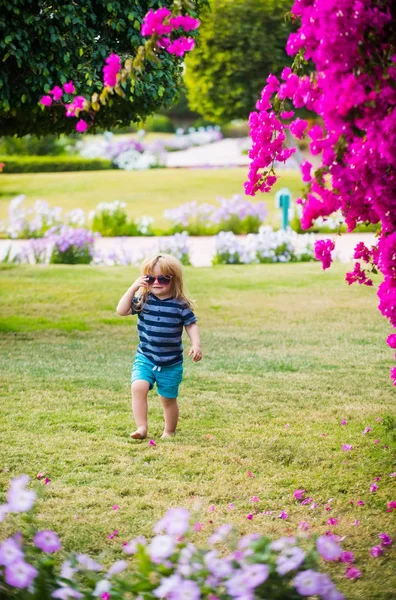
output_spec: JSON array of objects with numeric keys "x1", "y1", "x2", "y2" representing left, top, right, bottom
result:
[
  {"x1": 130, "y1": 380, "x2": 150, "y2": 439},
  {"x1": 160, "y1": 396, "x2": 179, "y2": 438}
]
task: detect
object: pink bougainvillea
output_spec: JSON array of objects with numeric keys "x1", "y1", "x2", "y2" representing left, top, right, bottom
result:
[{"x1": 245, "y1": 0, "x2": 396, "y2": 383}]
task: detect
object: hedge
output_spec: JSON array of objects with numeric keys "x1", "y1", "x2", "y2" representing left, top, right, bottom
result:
[{"x1": 0, "y1": 155, "x2": 113, "y2": 173}]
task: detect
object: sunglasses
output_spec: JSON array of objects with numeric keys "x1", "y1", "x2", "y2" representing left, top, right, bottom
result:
[{"x1": 145, "y1": 274, "x2": 172, "y2": 285}]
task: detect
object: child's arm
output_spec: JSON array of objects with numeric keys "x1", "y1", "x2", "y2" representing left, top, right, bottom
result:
[
  {"x1": 116, "y1": 276, "x2": 148, "y2": 316},
  {"x1": 185, "y1": 322, "x2": 202, "y2": 362}
]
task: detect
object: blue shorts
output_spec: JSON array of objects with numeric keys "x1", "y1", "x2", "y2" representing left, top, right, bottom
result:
[{"x1": 131, "y1": 352, "x2": 183, "y2": 399}]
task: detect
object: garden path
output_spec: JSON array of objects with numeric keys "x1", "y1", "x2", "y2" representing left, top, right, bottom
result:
[
  {"x1": 0, "y1": 232, "x2": 376, "y2": 267},
  {"x1": 165, "y1": 137, "x2": 301, "y2": 169}
]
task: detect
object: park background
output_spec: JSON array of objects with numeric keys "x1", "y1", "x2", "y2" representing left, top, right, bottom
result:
[{"x1": 0, "y1": 1, "x2": 395, "y2": 599}]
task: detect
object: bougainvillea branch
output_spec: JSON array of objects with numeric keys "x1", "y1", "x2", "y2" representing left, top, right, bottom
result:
[
  {"x1": 40, "y1": 1, "x2": 200, "y2": 133},
  {"x1": 245, "y1": 0, "x2": 396, "y2": 384}
]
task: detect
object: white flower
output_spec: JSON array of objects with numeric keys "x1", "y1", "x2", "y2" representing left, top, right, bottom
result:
[
  {"x1": 93, "y1": 579, "x2": 111, "y2": 597},
  {"x1": 148, "y1": 535, "x2": 176, "y2": 561}
]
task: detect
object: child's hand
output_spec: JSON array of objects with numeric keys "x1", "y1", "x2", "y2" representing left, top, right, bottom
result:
[
  {"x1": 132, "y1": 276, "x2": 150, "y2": 292},
  {"x1": 189, "y1": 345, "x2": 202, "y2": 362}
]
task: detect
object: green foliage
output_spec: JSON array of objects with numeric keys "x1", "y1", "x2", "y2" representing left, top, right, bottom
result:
[
  {"x1": 50, "y1": 245, "x2": 92, "y2": 265},
  {"x1": 0, "y1": 0, "x2": 207, "y2": 137},
  {"x1": 185, "y1": 0, "x2": 294, "y2": 122},
  {"x1": 0, "y1": 155, "x2": 112, "y2": 172},
  {"x1": 0, "y1": 134, "x2": 76, "y2": 156},
  {"x1": 142, "y1": 114, "x2": 175, "y2": 133}
]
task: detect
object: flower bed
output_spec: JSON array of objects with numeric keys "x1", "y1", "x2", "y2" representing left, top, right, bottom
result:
[
  {"x1": 213, "y1": 227, "x2": 317, "y2": 265},
  {"x1": 0, "y1": 474, "x2": 353, "y2": 599}
]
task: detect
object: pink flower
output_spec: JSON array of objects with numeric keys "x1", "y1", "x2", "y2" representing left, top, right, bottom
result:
[
  {"x1": 326, "y1": 518, "x2": 338, "y2": 526},
  {"x1": 34, "y1": 531, "x2": 62, "y2": 553},
  {"x1": 247, "y1": 470, "x2": 255, "y2": 478},
  {"x1": 246, "y1": 513, "x2": 254, "y2": 520},
  {"x1": 390, "y1": 472, "x2": 396, "y2": 477},
  {"x1": 107, "y1": 530, "x2": 118, "y2": 540},
  {"x1": 376, "y1": 417, "x2": 383, "y2": 423},
  {"x1": 374, "y1": 439, "x2": 380, "y2": 444},
  {"x1": 249, "y1": 496, "x2": 260, "y2": 503},
  {"x1": 209, "y1": 504, "x2": 216, "y2": 512},
  {"x1": 362, "y1": 427, "x2": 372, "y2": 434},
  {"x1": 352, "y1": 520, "x2": 360, "y2": 526},
  {"x1": 387, "y1": 333, "x2": 396, "y2": 348},
  {"x1": 314, "y1": 239, "x2": 335, "y2": 270},
  {"x1": 103, "y1": 53, "x2": 121, "y2": 87},
  {"x1": 301, "y1": 497, "x2": 313, "y2": 505},
  {"x1": 112, "y1": 505, "x2": 119, "y2": 510},
  {"x1": 76, "y1": 120, "x2": 88, "y2": 133},
  {"x1": 278, "y1": 511, "x2": 288, "y2": 520},
  {"x1": 342, "y1": 444, "x2": 353, "y2": 452},
  {"x1": 169, "y1": 15, "x2": 200, "y2": 31},
  {"x1": 370, "y1": 545, "x2": 383, "y2": 558},
  {"x1": 262, "y1": 510, "x2": 273, "y2": 515},
  {"x1": 284, "y1": 423, "x2": 290, "y2": 428},
  {"x1": 36, "y1": 472, "x2": 45, "y2": 480},
  {"x1": 40, "y1": 95, "x2": 52, "y2": 107},
  {"x1": 44, "y1": 478, "x2": 51, "y2": 485},
  {"x1": 289, "y1": 118, "x2": 309, "y2": 139},
  {"x1": 293, "y1": 489, "x2": 305, "y2": 501},
  {"x1": 193, "y1": 522, "x2": 203, "y2": 532},
  {"x1": 386, "y1": 501, "x2": 396, "y2": 512},
  {"x1": 63, "y1": 81, "x2": 75, "y2": 94},
  {"x1": 340, "y1": 551, "x2": 355, "y2": 563},
  {"x1": 167, "y1": 37, "x2": 195, "y2": 57},
  {"x1": 345, "y1": 566, "x2": 361, "y2": 580},
  {"x1": 141, "y1": 7, "x2": 172, "y2": 36},
  {"x1": 281, "y1": 110, "x2": 295, "y2": 119},
  {"x1": 300, "y1": 161, "x2": 312, "y2": 182},
  {"x1": 370, "y1": 483, "x2": 378, "y2": 493},
  {"x1": 340, "y1": 419, "x2": 348, "y2": 425},
  {"x1": 357, "y1": 500, "x2": 365, "y2": 506},
  {"x1": 378, "y1": 533, "x2": 392, "y2": 547},
  {"x1": 49, "y1": 86, "x2": 63, "y2": 101},
  {"x1": 148, "y1": 439, "x2": 156, "y2": 447},
  {"x1": 227, "y1": 503, "x2": 235, "y2": 510},
  {"x1": 101, "y1": 594, "x2": 110, "y2": 600},
  {"x1": 298, "y1": 521, "x2": 310, "y2": 531}
]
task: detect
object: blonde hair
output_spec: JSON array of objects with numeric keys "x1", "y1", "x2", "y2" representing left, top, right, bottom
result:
[{"x1": 135, "y1": 254, "x2": 194, "y2": 311}]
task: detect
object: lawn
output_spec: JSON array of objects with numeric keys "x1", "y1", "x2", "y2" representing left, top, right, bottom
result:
[
  {"x1": 0, "y1": 263, "x2": 395, "y2": 599},
  {"x1": 0, "y1": 168, "x2": 304, "y2": 230}
]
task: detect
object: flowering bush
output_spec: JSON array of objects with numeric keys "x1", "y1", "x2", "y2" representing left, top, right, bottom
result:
[
  {"x1": 244, "y1": 0, "x2": 396, "y2": 384},
  {"x1": 157, "y1": 231, "x2": 191, "y2": 265},
  {"x1": 164, "y1": 195, "x2": 268, "y2": 235},
  {"x1": 0, "y1": 196, "x2": 86, "y2": 240},
  {"x1": 77, "y1": 136, "x2": 166, "y2": 171},
  {"x1": 0, "y1": 475, "x2": 351, "y2": 600},
  {"x1": 213, "y1": 227, "x2": 316, "y2": 265},
  {"x1": 46, "y1": 226, "x2": 96, "y2": 265}
]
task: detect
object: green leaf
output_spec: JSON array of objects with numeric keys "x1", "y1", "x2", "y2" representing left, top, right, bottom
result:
[{"x1": 4, "y1": 35, "x2": 13, "y2": 44}]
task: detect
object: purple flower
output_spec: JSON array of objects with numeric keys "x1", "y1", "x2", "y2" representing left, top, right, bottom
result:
[
  {"x1": 362, "y1": 426, "x2": 372, "y2": 434},
  {"x1": 148, "y1": 535, "x2": 176, "y2": 561},
  {"x1": 154, "y1": 574, "x2": 181, "y2": 598},
  {"x1": 5, "y1": 560, "x2": 38, "y2": 589},
  {"x1": 370, "y1": 483, "x2": 378, "y2": 493},
  {"x1": 278, "y1": 510, "x2": 288, "y2": 519},
  {"x1": 0, "y1": 538, "x2": 24, "y2": 565},
  {"x1": 7, "y1": 475, "x2": 36, "y2": 513},
  {"x1": 317, "y1": 535, "x2": 342, "y2": 561},
  {"x1": 342, "y1": 444, "x2": 353, "y2": 452},
  {"x1": 378, "y1": 532, "x2": 392, "y2": 547},
  {"x1": 298, "y1": 521, "x2": 310, "y2": 531},
  {"x1": 339, "y1": 551, "x2": 354, "y2": 563},
  {"x1": 276, "y1": 546, "x2": 306, "y2": 575},
  {"x1": 34, "y1": 530, "x2": 62, "y2": 553},
  {"x1": 293, "y1": 570, "x2": 324, "y2": 596},
  {"x1": 370, "y1": 545, "x2": 383, "y2": 557},
  {"x1": 123, "y1": 535, "x2": 146, "y2": 555},
  {"x1": 153, "y1": 508, "x2": 190, "y2": 537},
  {"x1": 293, "y1": 489, "x2": 305, "y2": 501},
  {"x1": 169, "y1": 579, "x2": 201, "y2": 600},
  {"x1": 345, "y1": 566, "x2": 361, "y2": 580}
]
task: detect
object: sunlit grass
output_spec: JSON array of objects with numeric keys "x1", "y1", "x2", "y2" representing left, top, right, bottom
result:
[{"x1": 0, "y1": 263, "x2": 395, "y2": 598}]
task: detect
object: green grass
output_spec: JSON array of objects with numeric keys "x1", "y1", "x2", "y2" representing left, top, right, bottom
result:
[
  {"x1": 0, "y1": 168, "x2": 304, "y2": 229},
  {"x1": 0, "y1": 263, "x2": 395, "y2": 599}
]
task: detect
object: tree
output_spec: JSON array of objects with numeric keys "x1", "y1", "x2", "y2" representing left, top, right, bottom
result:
[
  {"x1": 184, "y1": 0, "x2": 294, "y2": 123},
  {"x1": 245, "y1": 0, "x2": 396, "y2": 384},
  {"x1": 0, "y1": 0, "x2": 206, "y2": 137}
]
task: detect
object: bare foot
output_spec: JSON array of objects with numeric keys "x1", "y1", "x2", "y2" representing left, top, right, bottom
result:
[
  {"x1": 161, "y1": 431, "x2": 176, "y2": 439},
  {"x1": 130, "y1": 427, "x2": 147, "y2": 440}
]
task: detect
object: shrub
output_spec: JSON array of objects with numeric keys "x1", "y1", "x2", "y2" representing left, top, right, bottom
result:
[
  {"x1": 0, "y1": 134, "x2": 76, "y2": 156},
  {"x1": 46, "y1": 226, "x2": 96, "y2": 265},
  {"x1": 141, "y1": 114, "x2": 175, "y2": 133},
  {"x1": 0, "y1": 155, "x2": 112, "y2": 173}
]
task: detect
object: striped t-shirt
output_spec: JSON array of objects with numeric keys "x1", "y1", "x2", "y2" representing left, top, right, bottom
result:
[{"x1": 131, "y1": 293, "x2": 197, "y2": 366}]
